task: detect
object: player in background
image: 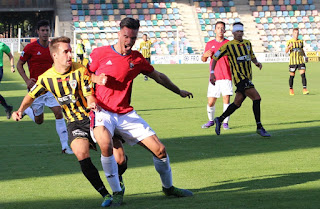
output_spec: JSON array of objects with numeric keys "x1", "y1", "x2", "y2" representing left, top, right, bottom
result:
[
  {"x1": 16, "y1": 20, "x2": 72, "y2": 154},
  {"x1": 76, "y1": 39, "x2": 85, "y2": 65},
  {"x1": 285, "y1": 28, "x2": 309, "y2": 96},
  {"x1": 12, "y1": 37, "x2": 127, "y2": 207},
  {"x1": 89, "y1": 17, "x2": 194, "y2": 206},
  {"x1": 201, "y1": 21, "x2": 232, "y2": 130},
  {"x1": 211, "y1": 22, "x2": 271, "y2": 137},
  {"x1": 0, "y1": 41, "x2": 15, "y2": 119},
  {"x1": 138, "y1": 34, "x2": 152, "y2": 81}
]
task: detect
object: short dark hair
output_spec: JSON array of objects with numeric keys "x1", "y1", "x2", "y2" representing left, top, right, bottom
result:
[
  {"x1": 233, "y1": 22, "x2": 244, "y2": 27},
  {"x1": 49, "y1": 36, "x2": 70, "y2": 53},
  {"x1": 293, "y1": 28, "x2": 299, "y2": 32},
  {"x1": 37, "y1": 20, "x2": 50, "y2": 30},
  {"x1": 120, "y1": 17, "x2": 140, "y2": 30},
  {"x1": 215, "y1": 21, "x2": 225, "y2": 28}
]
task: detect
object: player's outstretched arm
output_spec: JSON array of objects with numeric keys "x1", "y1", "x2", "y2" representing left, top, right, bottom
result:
[
  {"x1": 6, "y1": 52, "x2": 15, "y2": 73},
  {"x1": 147, "y1": 70, "x2": 193, "y2": 98},
  {"x1": 285, "y1": 43, "x2": 293, "y2": 53},
  {"x1": 210, "y1": 59, "x2": 217, "y2": 85},
  {"x1": 252, "y1": 58, "x2": 262, "y2": 70},
  {"x1": 201, "y1": 49, "x2": 213, "y2": 62},
  {"x1": 12, "y1": 94, "x2": 35, "y2": 121},
  {"x1": 17, "y1": 59, "x2": 36, "y2": 89},
  {"x1": 91, "y1": 73, "x2": 108, "y2": 85}
]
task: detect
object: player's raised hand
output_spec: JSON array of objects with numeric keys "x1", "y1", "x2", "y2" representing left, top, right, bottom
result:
[
  {"x1": 26, "y1": 78, "x2": 36, "y2": 89},
  {"x1": 203, "y1": 49, "x2": 213, "y2": 58},
  {"x1": 12, "y1": 111, "x2": 22, "y2": 121},
  {"x1": 179, "y1": 90, "x2": 193, "y2": 99},
  {"x1": 11, "y1": 66, "x2": 15, "y2": 73},
  {"x1": 288, "y1": 43, "x2": 293, "y2": 49}
]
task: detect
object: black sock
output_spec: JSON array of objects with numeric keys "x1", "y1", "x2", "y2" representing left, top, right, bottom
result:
[
  {"x1": 118, "y1": 155, "x2": 128, "y2": 176},
  {"x1": 79, "y1": 157, "x2": 109, "y2": 197},
  {"x1": 219, "y1": 103, "x2": 239, "y2": 122},
  {"x1": 253, "y1": 99, "x2": 262, "y2": 129},
  {"x1": 289, "y1": 76, "x2": 294, "y2": 89},
  {"x1": 0, "y1": 94, "x2": 9, "y2": 109},
  {"x1": 301, "y1": 73, "x2": 307, "y2": 88}
]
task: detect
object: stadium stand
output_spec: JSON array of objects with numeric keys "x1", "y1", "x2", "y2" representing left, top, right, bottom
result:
[
  {"x1": 70, "y1": 0, "x2": 194, "y2": 55},
  {"x1": 69, "y1": 0, "x2": 320, "y2": 54},
  {"x1": 251, "y1": 0, "x2": 320, "y2": 52}
]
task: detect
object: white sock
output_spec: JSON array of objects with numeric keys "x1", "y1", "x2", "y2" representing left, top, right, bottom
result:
[
  {"x1": 153, "y1": 155, "x2": 173, "y2": 188},
  {"x1": 24, "y1": 107, "x2": 35, "y2": 122},
  {"x1": 55, "y1": 118, "x2": 69, "y2": 150},
  {"x1": 207, "y1": 105, "x2": 215, "y2": 121},
  {"x1": 223, "y1": 103, "x2": 230, "y2": 123},
  {"x1": 101, "y1": 155, "x2": 121, "y2": 192}
]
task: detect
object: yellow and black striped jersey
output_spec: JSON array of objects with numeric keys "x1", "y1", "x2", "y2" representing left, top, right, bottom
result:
[
  {"x1": 139, "y1": 40, "x2": 152, "y2": 58},
  {"x1": 287, "y1": 38, "x2": 305, "y2": 65},
  {"x1": 213, "y1": 39, "x2": 256, "y2": 85},
  {"x1": 28, "y1": 62, "x2": 93, "y2": 122}
]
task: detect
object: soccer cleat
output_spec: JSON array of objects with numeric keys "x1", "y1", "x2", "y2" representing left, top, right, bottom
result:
[
  {"x1": 303, "y1": 89, "x2": 309, "y2": 95},
  {"x1": 223, "y1": 123, "x2": 230, "y2": 130},
  {"x1": 5, "y1": 105, "x2": 13, "y2": 119},
  {"x1": 119, "y1": 175, "x2": 125, "y2": 194},
  {"x1": 111, "y1": 190, "x2": 124, "y2": 207},
  {"x1": 289, "y1": 89, "x2": 294, "y2": 96},
  {"x1": 162, "y1": 186, "x2": 193, "y2": 197},
  {"x1": 201, "y1": 120, "x2": 214, "y2": 129},
  {"x1": 101, "y1": 194, "x2": 113, "y2": 207},
  {"x1": 62, "y1": 147, "x2": 74, "y2": 154},
  {"x1": 214, "y1": 117, "x2": 222, "y2": 135},
  {"x1": 256, "y1": 128, "x2": 271, "y2": 137}
]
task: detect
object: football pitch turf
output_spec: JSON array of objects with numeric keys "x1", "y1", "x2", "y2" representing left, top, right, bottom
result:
[{"x1": 1, "y1": 56, "x2": 320, "y2": 209}]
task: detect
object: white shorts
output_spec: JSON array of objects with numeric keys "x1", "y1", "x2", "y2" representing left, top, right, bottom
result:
[
  {"x1": 92, "y1": 109, "x2": 156, "y2": 146},
  {"x1": 207, "y1": 79, "x2": 233, "y2": 98},
  {"x1": 31, "y1": 92, "x2": 60, "y2": 116}
]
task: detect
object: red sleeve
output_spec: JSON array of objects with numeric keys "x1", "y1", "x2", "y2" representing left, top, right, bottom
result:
[
  {"x1": 140, "y1": 55, "x2": 154, "y2": 75},
  {"x1": 20, "y1": 44, "x2": 32, "y2": 62},
  {"x1": 88, "y1": 48, "x2": 99, "y2": 73}
]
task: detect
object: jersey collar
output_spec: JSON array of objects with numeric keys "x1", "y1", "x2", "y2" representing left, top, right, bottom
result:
[{"x1": 111, "y1": 45, "x2": 132, "y2": 56}]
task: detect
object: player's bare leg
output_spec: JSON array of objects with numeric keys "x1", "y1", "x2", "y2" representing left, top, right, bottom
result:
[
  {"x1": 50, "y1": 106, "x2": 72, "y2": 154},
  {"x1": 138, "y1": 135, "x2": 193, "y2": 197},
  {"x1": 94, "y1": 126, "x2": 123, "y2": 206},
  {"x1": 71, "y1": 138, "x2": 112, "y2": 207}
]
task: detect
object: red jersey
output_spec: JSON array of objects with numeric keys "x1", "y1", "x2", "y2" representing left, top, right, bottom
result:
[
  {"x1": 20, "y1": 40, "x2": 53, "y2": 81},
  {"x1": 204, "y1": 39, "x2": 232, "y2": 81},
  {"x1": 88, "y1": 45, "x2": 154, "y2": 114}
]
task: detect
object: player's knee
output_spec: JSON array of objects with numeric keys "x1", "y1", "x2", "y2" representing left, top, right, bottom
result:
[
  {"x1": 253, "y1": 99, "x2": 261, "y2": 105},
  {"x1": 154, "y1": 145, "x2": 167, "y2": 159},
  {"x1": 75, "y1": 151, "x2": 90, "y2": 161},
  {"x1": 301, "y1": 73, "x2": 306, "y2": 78},
  {"x1": 35, "y1": 119, "x2": 43, "y2": 124},
  {"x1": 99, "y1": 143, "x2": 113, "y2": 156}
]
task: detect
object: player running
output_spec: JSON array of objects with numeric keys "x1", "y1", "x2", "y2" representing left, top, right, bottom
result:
[
  {"x1": 16, "y1": 20, "x2": 72, "y2": 154},
  {"x1": 89, "y1": 17, "x2": 193, "y2": 206},
  {"x1": 0, "y1": 41, "x2": 15, "y2": 119},
  {"x1": 12, "y1": 36, "x2": 127, "y2": 207},
  {"x1": 285, "y1": 28, "x2": 309, "y2": 95},
  {"x1": 211, "y1": 22, "x2": 271, "y2": 137},
  {"x1": 201, "y1": 21, "x2": 232, "y2": 130}
]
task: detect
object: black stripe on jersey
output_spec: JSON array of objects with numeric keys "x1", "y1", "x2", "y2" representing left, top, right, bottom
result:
[
  {"x1": 237, "y1": 44, "x2": 248, "y2": 79},
  {"x1": 47, "y1": 78, "x2": 56, "y2": 96},
  {"x1": 242, "y1": 43, "x2": 252, "y2": 78}
]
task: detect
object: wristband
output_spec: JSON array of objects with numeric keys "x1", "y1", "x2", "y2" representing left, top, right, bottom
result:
[
  {"x1": 210, "y1": 70, "x2": 214, "y2": 74},
  {"x1": 11, "y1": 65, "x2": 15, "y2": 68}
]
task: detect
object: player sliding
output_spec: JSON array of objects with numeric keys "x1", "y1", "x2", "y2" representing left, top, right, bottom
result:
[
  {"x1": 211, "y1": 22, "x2": 271, "y2": 137},
  {"x1": 285, "y1": 28, "x2": 309, "y2": 96},
  {"x1": 201, "y1": 21, "x2": 233, "y2": 130},
  {"x1": 12, "y1": 37, "x2": 127, "y2": 207},
  {"x1": 89, "y1": 17, "x2": 194, "y2": 206}
]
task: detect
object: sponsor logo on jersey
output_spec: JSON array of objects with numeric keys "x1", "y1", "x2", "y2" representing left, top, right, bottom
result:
[
  {"x1": 21, "y1": 51, "x2": 25, "y2": 57},
  {"x1": 211, "y1": 46, "x2": 215, "y2": 48},
  {"x1": 69, "y1": 80, "x2": 77, "y2": 89},
  {"x1": 37, "y1": 51, "x2": 41, "y2": 55},
  {"x1": 58, "y1": 94, "x2": 77, "y2": 105},
  {"x1": 106, "y1": 60, "x2": 112, "y2": 65},
  {"x1": 237, "y1": 55, "x2": 251, "y2": 63}
]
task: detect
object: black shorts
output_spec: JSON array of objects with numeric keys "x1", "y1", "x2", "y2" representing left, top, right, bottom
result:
[
  {"x1": 235, "y1": 78, "x2": 255, "y2": 96},
  {"x1": 77, "y1": 54, "x2": 84, "y2": 61},
  {"x1": 145, "y1": 57, "x2": 151, "y2": 64},
  {"x1": 289, "y1": 64, "x2": 306, "y2": 72},
  {"x1": 67, "y1": 118, "x2": 97, "y2": 150}
]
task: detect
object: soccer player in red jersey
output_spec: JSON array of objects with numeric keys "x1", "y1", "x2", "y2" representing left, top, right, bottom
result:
[
  {"x1": 88, "y1": 17, "x2": 193, "y2": 205},
  {"x1": 201, "y1": 21, "x2": 232, "y2": 130},
  {"x1": 16, "y1": 20, "x2": 72, "y2": 154}
]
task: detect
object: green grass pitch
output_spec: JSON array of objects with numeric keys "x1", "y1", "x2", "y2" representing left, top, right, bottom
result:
[{"x1": 1, "y1": 54, "x2": 320, "y2": 209}]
